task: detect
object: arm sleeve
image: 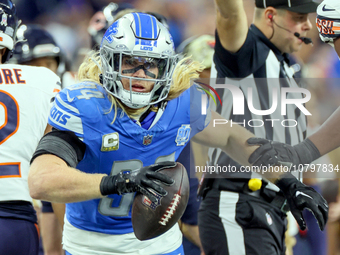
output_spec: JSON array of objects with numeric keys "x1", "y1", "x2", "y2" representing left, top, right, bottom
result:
[
  {"x1": 189, "y1": 84, "x2": 211, "y2": 139},
  {"x1": 30, "y1": 130, "x2": 86, "y2": 168},
  {"x1": 48, "y1": 89, "x2": 84, "y2": 138}
]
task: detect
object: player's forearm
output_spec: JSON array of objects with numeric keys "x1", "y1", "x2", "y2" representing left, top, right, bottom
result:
[
  {"x1": 29, "y1": 154, "x2": 106, "y2": 203},
  {"x1": 193, "y1": 112, "x2": 257, "y2": 165},
  {"x1": 194, "y1": 113, "x2": 286, "y2": 181},
  {"x1": 308, "y1": 106, "x2": 340, "y2": 156},
  {"x1": 226, "y1": 127, "x2": 290, "y2": 182},
  {"x1": 223, "y1": 124, "x2": 257, "y2": 166}
]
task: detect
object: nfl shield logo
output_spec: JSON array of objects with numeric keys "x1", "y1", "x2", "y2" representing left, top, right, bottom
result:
[
  {"x1": 143, "y1": 134, "x2": 153, "y2": 145},
  {"x1": 142, "y1": 196, "x2": 152, "y2": 206},
  {"x1": 266, "y1": 212, "x2": 273, "y2": 226},
  {"x1": 141, "y1": 192, "x2": 162, "y2": 210}
]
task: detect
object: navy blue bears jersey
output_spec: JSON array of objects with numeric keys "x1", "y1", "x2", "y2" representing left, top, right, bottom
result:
[{"x1": 48, "y1": 82, "x2": 210, "y2": 235}]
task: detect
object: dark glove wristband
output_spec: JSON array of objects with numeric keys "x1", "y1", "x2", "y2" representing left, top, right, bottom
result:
[
  {"x1": 100, "y1": 175, "x2": 119, "y2": 196},
  {"x1": 275, "y1": 172, "x2": 299, "y2": 193},
  {"x1": 293, "y1": 138, "x2": 321, "y2": 165}
]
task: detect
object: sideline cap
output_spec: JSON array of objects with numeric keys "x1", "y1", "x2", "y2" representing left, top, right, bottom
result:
[{"x1": 255, "y1": 0, "x2": 319, "y2": 13}]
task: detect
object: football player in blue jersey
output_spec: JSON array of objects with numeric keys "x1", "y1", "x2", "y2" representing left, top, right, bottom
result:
[{"x1": 27, "y1": 12, "x2": 326, "y2": 255}]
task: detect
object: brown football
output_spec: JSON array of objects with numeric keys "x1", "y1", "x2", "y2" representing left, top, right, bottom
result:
[{"x1": 131, "y1": 162, "x2": 189, "y2": 241}]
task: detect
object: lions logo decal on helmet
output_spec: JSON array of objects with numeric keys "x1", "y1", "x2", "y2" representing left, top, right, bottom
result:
[
  {"x1": 103, "y1": 21, "x2": 119, "y2": 44},
  {"x1": 100, "y1": 12, "x2": 178, "y2": 109}
]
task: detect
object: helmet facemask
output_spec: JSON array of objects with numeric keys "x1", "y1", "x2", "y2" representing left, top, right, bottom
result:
[
  {"x1": 101, "y1": 47, "x2": 177, "y2": 109},
  {"x1": 100, "y1": 13, "x2": 178, "y2": 109}
]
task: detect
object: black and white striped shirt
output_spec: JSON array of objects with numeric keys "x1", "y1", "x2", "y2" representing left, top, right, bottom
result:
[{"x1": 209, "y1": 24, "x2": 307, "y2": 180}]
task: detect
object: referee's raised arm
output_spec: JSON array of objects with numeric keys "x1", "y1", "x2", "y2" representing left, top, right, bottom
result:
[{"x1": 215, "y1": 0, "x2": 248, "y2": 53}]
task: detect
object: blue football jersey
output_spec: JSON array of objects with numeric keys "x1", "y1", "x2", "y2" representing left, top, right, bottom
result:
[{"x1": 48, "y1": 82, "x2": 210, "y2": 235}]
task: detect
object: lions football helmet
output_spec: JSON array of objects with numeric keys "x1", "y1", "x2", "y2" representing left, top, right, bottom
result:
[
  {"x1": 0, "y1": 0, "x2": 19, "y2": 63},
  {"x1": 100, "y1": 12, "x2": 178, "y2": 109}
]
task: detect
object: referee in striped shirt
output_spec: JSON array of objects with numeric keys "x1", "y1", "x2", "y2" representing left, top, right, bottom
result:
[{"x1": 198, "y1": 0, "x2": 326, "y2": 254}]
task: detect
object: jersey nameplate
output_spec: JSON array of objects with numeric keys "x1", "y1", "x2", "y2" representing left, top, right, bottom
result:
[{"x1": 0, "y1": 68, "x2": 26, "y2": 85}]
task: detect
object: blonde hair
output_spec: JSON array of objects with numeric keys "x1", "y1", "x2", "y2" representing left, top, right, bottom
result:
[{"x1": 78, "y1": 51, "x2": 204, "y2": 122}]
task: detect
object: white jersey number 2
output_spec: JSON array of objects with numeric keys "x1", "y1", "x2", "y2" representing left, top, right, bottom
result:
[{"x1": 0, "y1": 90, "x2": 21, "y2": 178}]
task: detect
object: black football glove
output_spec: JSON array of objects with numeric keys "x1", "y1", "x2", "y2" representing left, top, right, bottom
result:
[
  {"x1": 275, "y1": 172, "x2": 328, "y2": 231},
  {"x1": 100, "y1": 161, "x2": 175, "y2": 203},
  {"x1": 247, "y1": 138, "x2": 320, "y2": 168}
]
